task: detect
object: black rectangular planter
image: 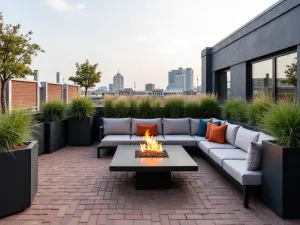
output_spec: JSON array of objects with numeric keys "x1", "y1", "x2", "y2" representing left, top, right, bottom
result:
[
  {"x1": 31, "y1": 123, "x2": 45, "y2": 155},
  {"x1": 45, "y1": 120, "x2": 67, "y2": 154},
  {"x1": 262, "y1": 141, "x2": 300, "y2": 218},
  {"x1": 68, "y1": 116, "x2": 95, "y2": 146},
  {"x1": 0, "y1": 141, "x2": 38, "y2": 218}
]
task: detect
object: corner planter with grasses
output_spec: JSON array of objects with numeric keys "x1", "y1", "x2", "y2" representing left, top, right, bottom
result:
[
  {"x1": 68, "y1": 97, "x2": 95, "y2": 146},
  {"x1": 261, "y1": 100, "x2": 300, "y2": 218},
  {"x1": 0, "y1": 110, "x2": 38, "y2": 218},
  {"x1": 41, "y1": 101, "x2": 67, "y2": 154}
]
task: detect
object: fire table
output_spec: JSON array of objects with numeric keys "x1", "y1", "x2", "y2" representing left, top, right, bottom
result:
[{"x1": 109, "y1": 145, "x2": 198, "y2": 189}]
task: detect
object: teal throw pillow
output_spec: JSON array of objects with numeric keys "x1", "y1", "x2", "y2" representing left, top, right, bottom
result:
[{"x1": 198, "y1": 119, "x2": 212, "y2": 137}]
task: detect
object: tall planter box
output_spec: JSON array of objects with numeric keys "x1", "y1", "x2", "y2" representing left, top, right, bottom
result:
[
  {"x1": 45, "y1": 120, "x2": 67, "y2": 153},
  {"x1": 68, "y1": 116, "x2": 95, "y2": 146},
  {"x1": 262, "y1": 141, "x2": 300, "y2": 218},
  {"x1": 0, "y1": 141, "x2": 38, "y2": 218},
  {"x1": 31, "y1": 123, "x2": 45, "y2": 155}
]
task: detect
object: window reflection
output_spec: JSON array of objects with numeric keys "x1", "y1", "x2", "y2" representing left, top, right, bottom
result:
[
  {"x1": 252, "y1": 59, "x2": 273, "y2": 98},
  {"x1": 276, "y1": 53, "x2": 297, "y2": 100}
]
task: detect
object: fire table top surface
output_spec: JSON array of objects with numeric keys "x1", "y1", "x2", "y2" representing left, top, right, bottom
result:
[{"x1": 109, "y1": 145, "x2": 198, "y2": 172}]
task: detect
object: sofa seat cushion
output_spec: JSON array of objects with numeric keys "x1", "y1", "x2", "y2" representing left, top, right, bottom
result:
[
  {"x1": 198, "y1": 141, "x2": 236, "y2": 155},
  {"x1": 101, "y1": 135, "x2": 131, "y2": 147},
  {"x1": 164, "y1": 135, "x2": 197, "y2": 146},
  {"x1": 130, "y1": 135, "x2": 165, "y2": 145},
  {"x1": 209, "y1": 148, "x2": 247, "y2": 166},
  {"x1": 222, "y1": 160, "x2": 261, "y2": 185},
  {"x1": 192, "y1": 135, "x2": 208, "y2": 142}
]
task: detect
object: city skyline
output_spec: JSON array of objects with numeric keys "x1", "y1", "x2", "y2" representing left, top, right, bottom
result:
[{"x1": 1, "y1": 0, "x2": 278, "y2": 89}]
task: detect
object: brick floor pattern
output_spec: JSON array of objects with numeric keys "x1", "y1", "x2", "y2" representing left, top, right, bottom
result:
[{"x1": 1, "y1": 145, "x2": 300, "y2": 225}]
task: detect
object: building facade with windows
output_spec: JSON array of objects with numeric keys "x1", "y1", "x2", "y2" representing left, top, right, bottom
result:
[
  {"x1": 113, "y1": 71, "x2": 124, "y2": 92},
  {"x1": 201, "y1": 0, "x2": 300, "y2": 101}
]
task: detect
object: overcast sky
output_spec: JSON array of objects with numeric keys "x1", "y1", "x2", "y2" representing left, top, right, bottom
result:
[{"x1": 1, "y1": 0, "x2": 278, "y2": 90}]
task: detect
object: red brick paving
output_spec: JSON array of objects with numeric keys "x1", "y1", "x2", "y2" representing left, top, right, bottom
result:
[{"x1": 0, "y1": 145, "x2": 300, "y2": 225}]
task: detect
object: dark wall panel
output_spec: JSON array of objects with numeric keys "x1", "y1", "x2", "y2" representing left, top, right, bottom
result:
[
  {"x1": 230, "y1": 63, "x2": 247, "y2": 98},
  {"x1": 211, "y1": 3, "x2": 300, "y2": 71}
]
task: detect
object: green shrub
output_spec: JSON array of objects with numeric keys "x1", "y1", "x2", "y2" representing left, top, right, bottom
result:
[
  {"x1": 184, "y1": 98, "x2": 201, "y2": 118},
  {"x1": 104, "y1": 96, "x2": 114, "y2": 117},
  {"x1": 127, "y1": 97, "x2": 138, "y2": 118},
  {"x1": 151, "y1": 98, "x2": 162, "y2": 118},
  {"x1": 262, "y1": 99, "x2": 300, "y2": 147},
  {"x1": 247, "y1": 96, "x2": 274, "y2": 126},
  {"x1": 199, "y1": 95, "x2": 221, "y2": 118},
  {"x1": 114, "y1": 97, "x2": 129, "y2": 118},
  {"x1": 68, "y1": 97, "x2": 94, "y2": 119},
  {"x1": 164, "y1": 96, "x2": 185, "y2": 118},
  {"x1": 41, "y1": 101, "x2": 66, "y2": 122},
  {"x1": 0, "y1": 110, "x2": 33, "y2": 153},
  {"x1": 137, "y1": 97, "x2": 152, "y2": 118},
  {"x1": 222, "y1": 98, "x2": 249, "y2": 122}
]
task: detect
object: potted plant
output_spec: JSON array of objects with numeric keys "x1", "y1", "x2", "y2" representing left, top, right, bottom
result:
[
  {"x1": 68, "y1": 97, "x2": 95, "y2": 146},
  {"x1": 261, "y1": 100, "x2": 300, "y2": 218},
  {"x1": 41, "y1": 101, "x2": 67, "y2": 153},
  {"x1": 0, "y1": 110, "x2": 38, "y2": 218}
]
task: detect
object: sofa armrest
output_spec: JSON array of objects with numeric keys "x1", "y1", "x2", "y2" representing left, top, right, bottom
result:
[{"x1": 99, "y1": 126, "x2": 104, "y2": 141}]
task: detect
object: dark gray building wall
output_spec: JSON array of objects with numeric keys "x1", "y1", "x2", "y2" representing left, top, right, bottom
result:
[
  {"x1": 202, "y1": 0, "x2": 300, "y2": 98},
  {"x1": 201, "y1": 48, "x2": 212, "y2": 93},
  {"x1": 230, "y1": 63, "x2": 247, "y2": 98}
]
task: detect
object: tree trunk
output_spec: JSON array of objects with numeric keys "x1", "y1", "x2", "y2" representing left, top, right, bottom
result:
[
  {"x1": 1, "y1": 80, "x2": 6, "y2": 113},
  {"x1": 84, "y1": 88, "x2": 88, "y2": 97}
]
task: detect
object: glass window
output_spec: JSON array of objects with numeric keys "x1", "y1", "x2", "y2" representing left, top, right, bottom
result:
[
  {"x1": 218, "y1": 69, "x2": 230, "y2": 100},
  {"x1": 252, "y1": 59, "x2": 273, "y2": 98},
  {"x1": 276, "y1": 53, "x2": 297, "y2": 100}
]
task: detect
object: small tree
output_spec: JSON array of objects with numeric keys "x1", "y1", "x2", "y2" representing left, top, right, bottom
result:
[
  {"x1": 281, "y1": 57, "x2": 297, "y2": 87},
  {"x1": 0, "y1": 12, "x2": 44, "y2": 112},
  {"x1": 69, "y1": 60, "x2": 101, "y2": 97}
]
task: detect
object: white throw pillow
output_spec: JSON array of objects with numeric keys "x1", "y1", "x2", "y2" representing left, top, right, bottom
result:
[{"x1": 246, "y1": 142, "x2": 262, "y2": 171}]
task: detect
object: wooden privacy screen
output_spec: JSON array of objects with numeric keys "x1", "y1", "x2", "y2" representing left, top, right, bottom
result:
[
  {"x1": 68, "y1": 85, "x2": 79, "y2": 103},
  {"x1": 47, "y1": 83, "x2": 62, "y2": 102},
  {"x1": 11, "y1": 80, "x2": 37, "y2": 109}
]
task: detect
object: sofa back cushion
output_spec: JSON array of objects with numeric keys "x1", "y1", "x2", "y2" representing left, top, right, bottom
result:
[
  {"x1": 235, "y1": 127, "x2": 260, "y2": 152},
  {"x1": 190, "y1": 118, "x2": 200, "y2": 135},
  {"x1": 103, "y1": 118, "x2": 131, "y2": 135},
  {"x1": 163, "y1": 118, "x2": 190, "y2": 135},
  {"x1": 132, "y1": 118, "x2": 162, "y2": 135},
  {"x1": 258, "y1": 132, "x2": 275, "y2": 143},
  {"x1": 226, "y1": 123, "x2": 240, "y2": 145},
  {"x1": 137, "y1": 124, "x2": 157, "y2": 136}
]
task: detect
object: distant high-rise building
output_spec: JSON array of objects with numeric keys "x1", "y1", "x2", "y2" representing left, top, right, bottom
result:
[
  {"x1": 185, "y1": 68, "x2": 194, "y2": 91},
  {"x1": 109, "y1": 84, "x2": 113, "y2": 92},
  {"x1": 113, "y1": 71, "x2": 124, "y2": 92},
  {"x1": 167, "y1": 67, "x2": 193, "y2": 91},
  {"x1": 145, "y1": 83, "x2": 155, "y2": 91}
]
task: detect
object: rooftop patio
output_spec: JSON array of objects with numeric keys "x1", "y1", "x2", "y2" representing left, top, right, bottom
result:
[{"x1": 0, "y1": 146, "x2": 299, "y2": 225}]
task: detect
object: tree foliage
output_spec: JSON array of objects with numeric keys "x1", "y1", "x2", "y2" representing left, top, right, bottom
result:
[
  {"x1": 0, "y1": 12, "x2": 44, "y2": 112},
  {"x1": 281, "y1": 57, "x2": 297, "y2": 87},
  {"x1": 69, "y1": 60, "x2": 101, "y2": 97}
]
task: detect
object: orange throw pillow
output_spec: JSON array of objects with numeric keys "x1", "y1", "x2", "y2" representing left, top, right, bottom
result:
[
  {"x1": 205, "y1": 122, "x2": 219, "y2": 139},
  {"x1": 208, "y1": 125, "x2": 228, "y2": 144},
  {"x1": 137, "y1": 124, "x2": 157, "y2": 136}
]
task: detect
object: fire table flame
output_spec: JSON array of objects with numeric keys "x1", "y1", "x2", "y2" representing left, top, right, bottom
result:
[{"x1": 140, "y1": 129, "x2": 163, "y2": 152}]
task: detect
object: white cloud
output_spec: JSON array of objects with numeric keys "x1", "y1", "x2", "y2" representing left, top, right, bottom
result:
[{"x1": 45, "y1": 0, "x2": 86, "y2": 11}]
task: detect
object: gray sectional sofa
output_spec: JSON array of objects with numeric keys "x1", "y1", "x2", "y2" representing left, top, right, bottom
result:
[{"x1": 98, "y1": 117, "x2": 274, "y2": 208}]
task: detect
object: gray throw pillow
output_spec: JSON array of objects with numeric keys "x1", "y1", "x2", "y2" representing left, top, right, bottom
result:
[
  {"x1": 103, "y1": 118, "x2": 131, "y2": 135},
  {"x1": 225, "y1": 123, "x2": 240, "y2": 145},
  {"x1": 246, "y1": 142, "x2": 262, "y2": 171}
]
